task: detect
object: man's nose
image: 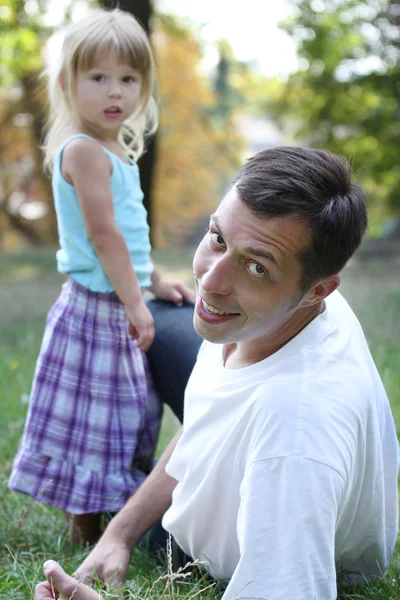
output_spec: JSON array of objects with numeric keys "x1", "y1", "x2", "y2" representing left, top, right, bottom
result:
[{"x1": 200, "y1": 255, "x2": 234, "y2": 296}]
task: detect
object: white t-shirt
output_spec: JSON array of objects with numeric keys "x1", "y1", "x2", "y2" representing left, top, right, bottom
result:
[{"x1": 163, "y1": 291, "x2": 399, "y2": 600}]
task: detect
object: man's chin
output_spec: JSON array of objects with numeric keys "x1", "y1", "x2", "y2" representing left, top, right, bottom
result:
[{"x1": 193, "y1": 314, "x2": 233, "y2": 344}]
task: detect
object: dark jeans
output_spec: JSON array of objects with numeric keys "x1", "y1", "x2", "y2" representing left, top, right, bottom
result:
[
  {"x1": 144, "y1": 299, "x2": 202, "y2": 567},
  {"x1": 146, "y1": 299, "x2": 202, "y2": 423},
  {"x1": 144, "y1": 521, "x2": 193, "y2": 570}
]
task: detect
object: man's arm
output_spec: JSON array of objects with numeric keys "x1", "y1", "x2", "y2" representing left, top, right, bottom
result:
[{"x1": 75, "y1": 428, "x2": 182, "y2": 585}]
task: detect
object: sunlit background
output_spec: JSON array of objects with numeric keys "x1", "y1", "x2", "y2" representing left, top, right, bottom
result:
[{"x1": 1, "y1": 0, "x2": 400, "y2": 249}]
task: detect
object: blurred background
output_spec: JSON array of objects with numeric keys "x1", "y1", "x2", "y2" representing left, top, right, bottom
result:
[
  {"x1": 0, "y1": 2, "x2": 399, "y2": 596},
  {"x1": 1, "y1": 0, "x2": 400, "y2": 251}
]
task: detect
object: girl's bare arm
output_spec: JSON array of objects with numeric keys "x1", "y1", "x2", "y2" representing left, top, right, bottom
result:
[{"x1": 62, "y1": 137, "x2": 154, "y2": 350}]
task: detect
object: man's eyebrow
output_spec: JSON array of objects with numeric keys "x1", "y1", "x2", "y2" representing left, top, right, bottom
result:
[
  {"x1": 209, "y1": 214, "x2": 223, "y2": 234},
  {"x1": 210, "y1": 215, "x2": 282, "y2": 271},
  {"x1": 245, "y1": 247, "x2": 283, "y2": 271}
]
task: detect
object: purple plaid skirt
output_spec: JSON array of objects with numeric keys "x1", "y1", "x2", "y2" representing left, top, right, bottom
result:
[{"x1": 8, "y1": 278, "x2": 162, "y2": 514}]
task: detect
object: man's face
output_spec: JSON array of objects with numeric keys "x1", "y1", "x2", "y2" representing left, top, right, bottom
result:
[{"x1": 193, "y1": 186, "x2": 312, "y2": 346}]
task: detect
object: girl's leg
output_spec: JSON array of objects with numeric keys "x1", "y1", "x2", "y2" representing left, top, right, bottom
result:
[{"x1": 67, "y1": 512, "x2": 102, "y2": 545}]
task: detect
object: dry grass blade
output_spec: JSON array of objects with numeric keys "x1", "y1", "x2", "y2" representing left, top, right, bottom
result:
[
  {"x1": 147, "y1": 535, "x2": 215, "y2": 600},
  {"x1": 50, "y1": 575, "x2": 56, "y2": 599},
  {"x1": 187, "y1": 581, "x2": 217, "y2": 599}
]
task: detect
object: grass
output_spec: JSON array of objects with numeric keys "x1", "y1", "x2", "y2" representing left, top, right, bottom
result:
[{"x1": 0, "y1": 247, "x2": 399, "y2": 599}]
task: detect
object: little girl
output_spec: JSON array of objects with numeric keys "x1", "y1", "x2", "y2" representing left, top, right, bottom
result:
[{"x1": 8, "y1": 8, "x2": 194, "y2": 545}]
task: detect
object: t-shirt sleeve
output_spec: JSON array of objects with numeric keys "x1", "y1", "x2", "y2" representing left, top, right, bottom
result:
[{"x1": 222, "y1": 455, "x2": 344, "y2": 600}]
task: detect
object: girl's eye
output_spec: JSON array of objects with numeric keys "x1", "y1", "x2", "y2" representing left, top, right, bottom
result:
[
  {"x1": 210, "y1": 232, "x2": 225, "y2": 246},
  {"x1": 247, "y1": 262, "x2": 267, "y2": 277},
  {"x1": 123, "y1": 76, "x2": 136, "y2": 83},
  {"x1": 93, "y1": 75, "x2": 104, "y2": 82}
]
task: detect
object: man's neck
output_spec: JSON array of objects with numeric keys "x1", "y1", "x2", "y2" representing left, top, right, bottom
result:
[{"x1": 223, "y1": 301, "x2": 326, "y2": 370}]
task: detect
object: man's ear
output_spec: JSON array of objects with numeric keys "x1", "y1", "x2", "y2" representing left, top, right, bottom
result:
[{"x1": 302, "y1": 275, "x2": 340, "y2": 307}]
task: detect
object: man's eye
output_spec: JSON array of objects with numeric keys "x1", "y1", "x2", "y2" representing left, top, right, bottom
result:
[
  {"x1": 248, "y1": 262, "x2": 266, "y2": 277},
  {"x1": 210, "y1": 232, "x2": 225, "y2": 246}
]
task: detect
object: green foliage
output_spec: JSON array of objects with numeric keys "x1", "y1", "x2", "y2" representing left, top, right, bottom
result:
[
  {"x1": 0, "y1": 0, "x2": 49, "y2": 85},
  {"x1": 210, "y1": 39, "x2": 246, "y2": 121},
  {"x1": 266, "y1": 0, "x2": 400, "y2": 222},
  {"x1": 0, "y1": 0, "x2": 100, "y2": 86}
]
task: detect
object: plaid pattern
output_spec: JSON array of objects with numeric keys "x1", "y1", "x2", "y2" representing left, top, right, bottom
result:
[{"x1": 8, "y1": 278, "x2": 162, "y2": 514}]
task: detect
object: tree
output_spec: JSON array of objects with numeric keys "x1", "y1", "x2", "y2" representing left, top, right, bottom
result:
[
  {"x1": 0, "y1": 1, "x2": 244, "y2": 249},
  {"x1": 0, "y1": 0, "x2": 52, "y2": 246},
  {"x1": 150, "y1": 16, "x2": 244, "y2": 248},
  {"x1": 0, "y1": 0, "x2": 99, "y2": 248},
  {"x1": 211, "y1": 40, "x2": 245, "y2": 121},
  {"x1": 102, "y1": 0, "x2": 157, "y2": 233},
  {"x1": 267, "y1": 0, "x2": 400, "y2": 231},
  {"x1": 102, "y1": 3, "x2": 244, "y2": 247}
]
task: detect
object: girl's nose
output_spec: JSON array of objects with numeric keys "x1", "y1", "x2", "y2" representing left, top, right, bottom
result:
[{"x1": 108, "y1": 81, "x2": 122, "y2": 97}]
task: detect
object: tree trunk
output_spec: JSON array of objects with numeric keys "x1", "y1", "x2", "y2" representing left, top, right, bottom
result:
[
  {"x1": 21, "y1": 75, "x2": 58, "y2": 242},
  {"x1": 103, "y1": 0, "x2": 152, "y2": 33},
  {"x1": 102, "y1": 0, "x2": 157, "y2": 239}
]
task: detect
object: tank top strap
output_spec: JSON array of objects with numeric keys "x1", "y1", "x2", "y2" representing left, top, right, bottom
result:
[{"x1": 55, "y1": 134, "x2": 110, "y2": 172}]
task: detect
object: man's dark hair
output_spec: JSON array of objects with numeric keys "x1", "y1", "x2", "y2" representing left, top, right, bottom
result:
[{"x1": 234, "y1": 146, "x2": 368, "y2": 292}]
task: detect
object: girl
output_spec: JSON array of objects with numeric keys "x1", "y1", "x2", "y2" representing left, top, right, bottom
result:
[{"x1": 8, "y1": 8, "x2": 194, "y2": 545}]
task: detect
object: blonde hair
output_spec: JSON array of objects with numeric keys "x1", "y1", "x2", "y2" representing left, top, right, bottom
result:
[{"x1": 43, "y1": 8, "x2": 158, "y2": 172}]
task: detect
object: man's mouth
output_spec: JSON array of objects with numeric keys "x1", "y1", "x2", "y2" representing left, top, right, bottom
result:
[{"x1": 202, "y1": 299, "x2": 236, "y2": 316}]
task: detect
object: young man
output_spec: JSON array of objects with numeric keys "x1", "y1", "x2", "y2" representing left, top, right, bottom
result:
[{"x1": 35, "y1": 147, "x2": 399, "y2": 600}]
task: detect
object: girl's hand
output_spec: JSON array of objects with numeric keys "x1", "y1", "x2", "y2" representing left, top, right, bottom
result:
[
  {"x1": 151, "y1": 278, "x2": 195, "y2": 305},
  {"x1": 125, "y1": 300, "x2": 155, "y2": 352},
  {"x1": 35, "y1": 560, "x2": 103, "y2": 600}
]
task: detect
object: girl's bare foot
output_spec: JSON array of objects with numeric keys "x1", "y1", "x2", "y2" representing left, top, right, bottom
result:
[
  {"x1": 67, "y1": 512, "x2": 102, "y2": 545},
  {"x1": 35, "y1": 560, "x2": 103, "y2": 599}
]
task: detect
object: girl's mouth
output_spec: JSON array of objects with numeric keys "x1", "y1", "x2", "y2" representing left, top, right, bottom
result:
[{"x1": 104, "y1": 108, "x2": 122, "y2": 119}]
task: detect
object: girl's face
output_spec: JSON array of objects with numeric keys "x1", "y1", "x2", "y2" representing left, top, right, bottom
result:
[{"x1": 74, "y1": 52, "x2": 142, "y2": 139}]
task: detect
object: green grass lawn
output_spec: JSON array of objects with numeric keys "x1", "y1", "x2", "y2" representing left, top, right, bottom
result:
[{"x1": 0, "y1": 248, "x2": 399, "y2": 599}]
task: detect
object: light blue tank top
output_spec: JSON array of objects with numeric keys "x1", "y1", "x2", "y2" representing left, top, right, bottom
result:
[{"x1": 53, "y1": 134, "x2": 153, "y2": 292}]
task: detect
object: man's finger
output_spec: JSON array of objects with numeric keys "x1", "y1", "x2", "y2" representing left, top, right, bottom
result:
[{"x1": 35, "y1": 581, "x2": 56, "y2": 600}]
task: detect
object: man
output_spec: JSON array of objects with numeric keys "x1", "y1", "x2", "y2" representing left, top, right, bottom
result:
[{"x1": 36, "y1": 147, "x2": 399, "y2": 600}]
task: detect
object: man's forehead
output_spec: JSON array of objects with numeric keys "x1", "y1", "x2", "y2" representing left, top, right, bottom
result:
[{"x1": 211, "y1": 188, "x2": 311, "y2": 264}]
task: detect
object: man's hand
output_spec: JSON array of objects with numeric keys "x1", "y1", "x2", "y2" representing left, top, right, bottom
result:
[
  {"x1": 35, "y1": 561, "x2": 103, "y2": 600},
  {"x1": 68, "y1": 428, "x2": 182, "y2": 591},
  {"x1": 151, "y1": 277, "x2": 195, "y2": 306},
  {"x1": 73, "y1": 533, "x2": 131, "y2": 587}
]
